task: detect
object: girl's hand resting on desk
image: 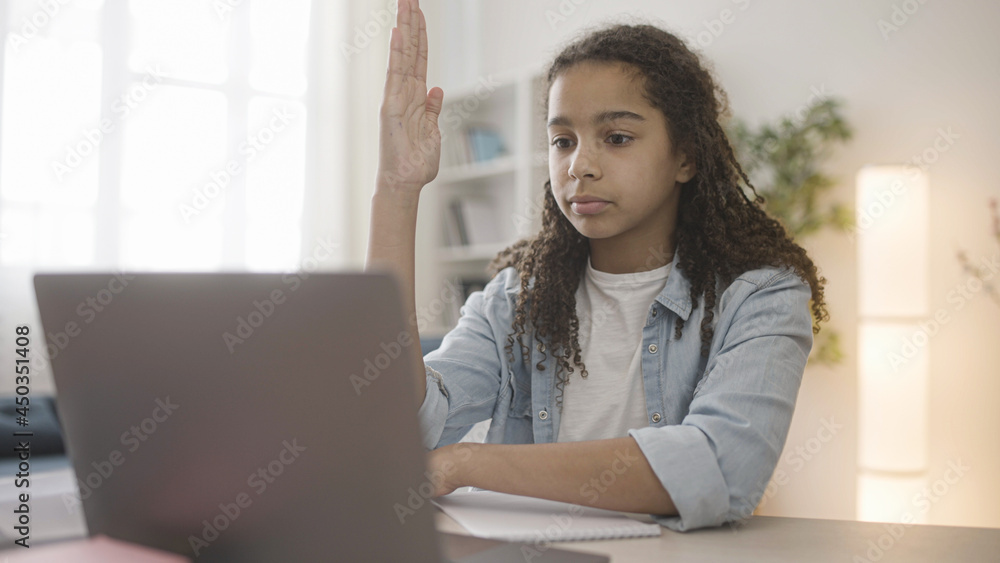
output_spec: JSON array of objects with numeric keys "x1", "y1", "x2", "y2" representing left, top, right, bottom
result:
[{"x1": 377, "y1": 0, "x2": 444, "y2": 194}]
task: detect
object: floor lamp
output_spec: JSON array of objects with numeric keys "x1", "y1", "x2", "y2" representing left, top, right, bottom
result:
[{"x1": 856, "y1": 164, "x2": 930, "y2": 523}]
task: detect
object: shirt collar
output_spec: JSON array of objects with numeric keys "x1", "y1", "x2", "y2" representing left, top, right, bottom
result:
[
  {"x1": 654, "y1": 249, "x2": 693, "y2": 321},
  {"x1": 520, "y1": 248, "x2": 694, "y2": 320}
]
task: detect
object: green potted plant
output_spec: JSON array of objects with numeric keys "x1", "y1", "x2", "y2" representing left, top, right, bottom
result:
[{"x1": 727, "y1": 97, "x2": 854, "y2": 364}]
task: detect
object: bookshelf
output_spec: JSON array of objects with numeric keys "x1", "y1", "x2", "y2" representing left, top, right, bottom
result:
[{"x1": 415, "y1": 63, "x2": 551, "y2": 337}]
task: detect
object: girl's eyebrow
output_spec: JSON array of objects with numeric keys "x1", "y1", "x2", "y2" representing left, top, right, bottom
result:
[{"x1": 547, "y1": 110, "x2": 646, "y2": 129}]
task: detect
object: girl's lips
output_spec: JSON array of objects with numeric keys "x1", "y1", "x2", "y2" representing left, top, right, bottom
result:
[{"x1": 571, "y1": 201, "x2": 610, "y2": 215}]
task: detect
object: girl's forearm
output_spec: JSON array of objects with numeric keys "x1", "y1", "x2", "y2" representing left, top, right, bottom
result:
[
  {"x1": 369, "y1": 0, "x2": 443, "y2": 405},
  {"x1": 453, "y1": 437, "x2": 677, "y2": 515},
  {"x1": 365, "y1": 186, "x2": 425, "y2": 404}
]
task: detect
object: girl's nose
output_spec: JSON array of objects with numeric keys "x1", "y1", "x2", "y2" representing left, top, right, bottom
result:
[{"x1": 568, "y1": 148, "x2": 599, "y2": 180}]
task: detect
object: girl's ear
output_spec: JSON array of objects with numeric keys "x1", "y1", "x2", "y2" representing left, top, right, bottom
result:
[{"x1": 676, "y1": 153, "x2": 696, "y2": 184}]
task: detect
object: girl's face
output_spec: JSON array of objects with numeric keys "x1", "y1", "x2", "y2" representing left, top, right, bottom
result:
[{"x1": 547, "y1": 62, "x2": 695, "y2": 253}]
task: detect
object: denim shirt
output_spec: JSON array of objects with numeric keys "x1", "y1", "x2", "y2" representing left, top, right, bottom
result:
[{"x1": 416, "y1": 249, "x2": 814, "y2": 532}]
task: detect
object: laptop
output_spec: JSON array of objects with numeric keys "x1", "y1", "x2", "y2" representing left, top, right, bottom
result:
[{"x1": 33, "y1": 271, "x2": 608, "y2": 562}]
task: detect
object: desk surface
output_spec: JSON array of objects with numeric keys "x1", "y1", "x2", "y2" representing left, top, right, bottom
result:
[
  {"x1": 4, "y1": 459, "x2": 999, "y2": 562},
  {"x1": 436, "y1": 510, "x2": 1000, "y2": 563}
]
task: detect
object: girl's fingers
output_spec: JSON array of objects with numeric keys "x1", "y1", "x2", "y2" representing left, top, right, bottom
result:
[
  {"x1": 385, "y1": 0, "x2": 436, "y2": 121},
  {"x1": 386, "y1": 1, "x2": 420, "y2": 89},
  {"x1": 406, "y1": 0, "x2": 420, "y2": 78},
  {"x1": 386, "y1": 0, "x2": 412, "y2": 99},
  {"x1": 385, "y1": 26, "x2": 400, "y2": 96},
  {"x1": 396, "y1": 0, "x2": 410, "y2": 57},
  {"x1": 415, "y1": 6, "x2": 428, "y2": 86}
]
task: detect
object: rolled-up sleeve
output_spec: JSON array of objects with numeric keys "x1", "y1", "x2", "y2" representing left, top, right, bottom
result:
[
  {"x1": 416, "y1": 363, "x2": 450, "y2": 450},
  {"x1": 628, "y1": 269, "x2": 814, "y2": 531},
  {"x1": 417, "y1": 270, "x2": 514, "y2": 450}
]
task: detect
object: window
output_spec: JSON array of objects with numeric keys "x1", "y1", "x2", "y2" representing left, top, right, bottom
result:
[
  {"x1": 0, "y1": 0, "x2": 314, "y2": 272},
  {"x1": 0, "y1": 0, "x2": 351, "y2": 395}
]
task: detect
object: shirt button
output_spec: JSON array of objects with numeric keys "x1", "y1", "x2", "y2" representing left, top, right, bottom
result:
[
  {"x1": 538, "y1": 410, "x2": 548, "y2": 420},
  {"x1": 647, "y1": 344, "x2": 658, "y2": 354},
  {"x1": 651, "y1": 412, "x2": 662, "y2": 423},
  {"x1": 537, "y1": 343, "x2": 545, "y2": 352},
  {"x1": 651, "y1": 309, "x2": 658, "y2": 317}
]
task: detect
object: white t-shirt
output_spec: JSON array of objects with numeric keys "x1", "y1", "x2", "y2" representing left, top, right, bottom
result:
[{"x1": 556, "y1": 256, "x2": 671, "y2": 442}]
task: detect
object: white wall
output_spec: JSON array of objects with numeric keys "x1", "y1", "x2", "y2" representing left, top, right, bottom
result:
[{"x1": 345, "y1": 0, "x2": 1000, "y2": 527}]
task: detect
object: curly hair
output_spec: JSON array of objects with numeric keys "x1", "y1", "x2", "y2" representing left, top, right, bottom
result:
[{"x1": 486, "y1": 22, "x2": 828, "y2": 410}]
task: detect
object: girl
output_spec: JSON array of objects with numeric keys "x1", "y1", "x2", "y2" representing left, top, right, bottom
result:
[{"x1": 368, "y1": 0, "x2": 827, "y2": 532}]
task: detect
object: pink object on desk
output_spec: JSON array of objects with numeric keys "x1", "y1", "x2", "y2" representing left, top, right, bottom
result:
[{"x1": 0, "y1": 535, "x2": 189, "y2": 562}]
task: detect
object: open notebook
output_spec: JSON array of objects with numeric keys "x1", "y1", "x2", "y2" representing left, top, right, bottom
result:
[{"x1": 432, "y1": 490, "x2": 663, "y2": 543}]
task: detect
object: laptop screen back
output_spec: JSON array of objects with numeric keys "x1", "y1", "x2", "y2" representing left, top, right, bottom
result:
[{"x1": 34, "y1": 271, "x2": 443, "y2": 562}]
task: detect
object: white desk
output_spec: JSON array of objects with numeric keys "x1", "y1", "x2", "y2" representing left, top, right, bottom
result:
[{"x1": 436, "y1": 510, "x2": 1000, "y2": 562}]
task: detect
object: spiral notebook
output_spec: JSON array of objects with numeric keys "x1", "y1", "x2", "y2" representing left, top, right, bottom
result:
[{"x1": 432, "y1": 490, "x2": 663, "y2": 542}]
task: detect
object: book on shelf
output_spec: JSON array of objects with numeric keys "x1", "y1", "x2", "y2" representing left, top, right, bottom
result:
[
  {"x1": 461, "y1": 197, "x2": 502, "y2": 246},
  {"x1": 446, "y1": 276, "x2": 492, "y2": 327},
  {"x1": 444, "y1": 199, "x2": 467, "y2": 247},
  {"x1": 443, "y1": 197, "x2": 503, "y2": 247},
  {"x1": 444, "y1": 123, "x2": 507, "y2": 168}
]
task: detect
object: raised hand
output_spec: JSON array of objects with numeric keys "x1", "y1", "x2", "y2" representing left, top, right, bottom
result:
[{"x1": 377, "y1": 0, "x2": 444, "y2": 193}]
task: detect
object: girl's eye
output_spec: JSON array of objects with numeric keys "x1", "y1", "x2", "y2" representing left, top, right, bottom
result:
[
  {"x1": 550, "y1": 134, "x2": 633, "y2": 149},
  {"x1": 608, "y1": 133, "x2": 633, "y2": 146}
]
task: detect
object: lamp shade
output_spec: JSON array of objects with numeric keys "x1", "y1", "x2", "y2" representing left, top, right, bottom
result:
[
  {"x1": 857, "y1": 321, "x2": 929, "y2": 472},
  {"x1": 856, "y1": 165, "x2": 930, "y2": 318}
]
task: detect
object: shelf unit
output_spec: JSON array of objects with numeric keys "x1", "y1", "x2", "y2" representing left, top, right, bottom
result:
[{"x1": 415, "y1": 63, "x2": 551, "y2": 337}]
